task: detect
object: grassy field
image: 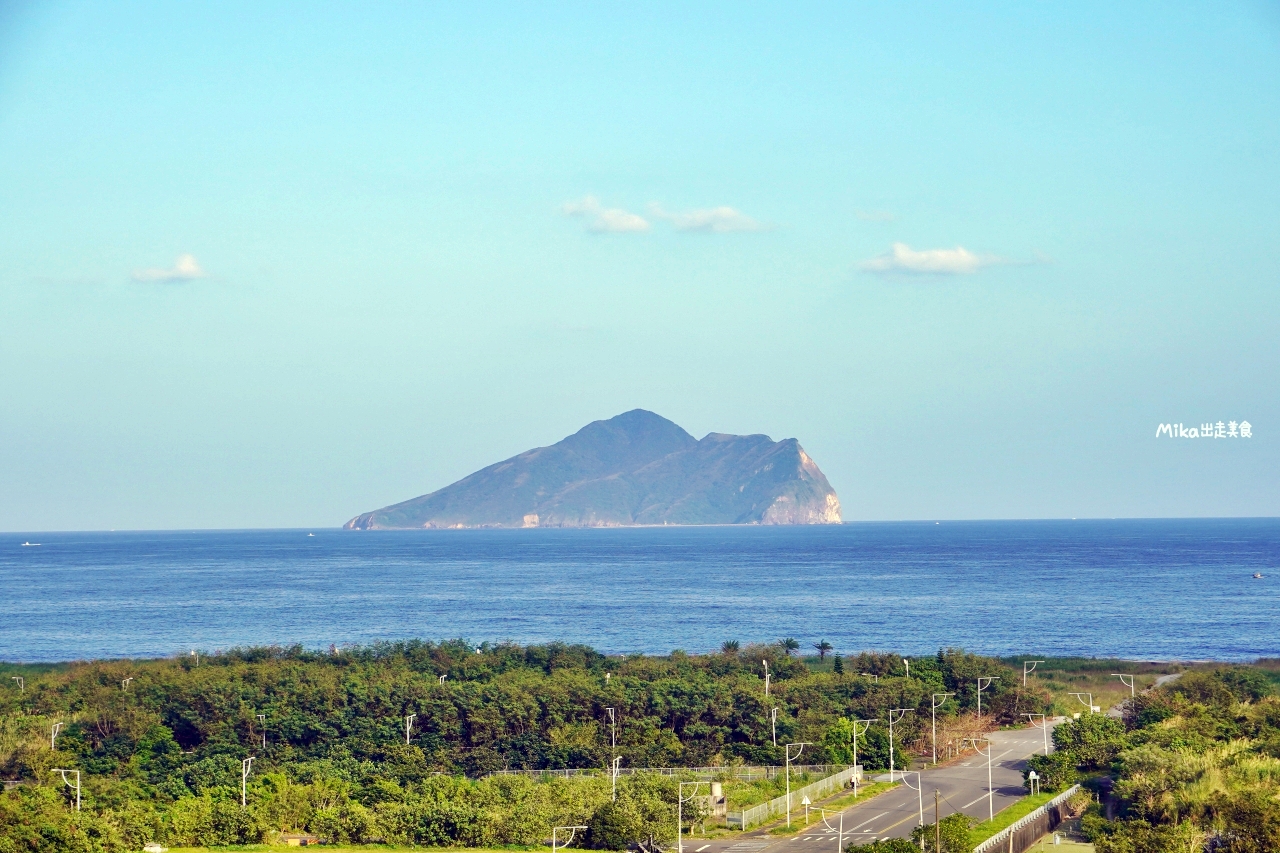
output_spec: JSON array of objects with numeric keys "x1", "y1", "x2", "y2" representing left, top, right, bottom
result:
[
  {"x1": 1006, "y1": 657, "x2": 1183, "y2": 716},
  {"x1": 966, "y1": 791, "x2": 1055, "y2": 845}
]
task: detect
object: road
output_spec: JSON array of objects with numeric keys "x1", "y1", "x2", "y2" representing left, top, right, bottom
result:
[{"x1": 688, "y1": 724, "x2": 1057, "y2": 853}]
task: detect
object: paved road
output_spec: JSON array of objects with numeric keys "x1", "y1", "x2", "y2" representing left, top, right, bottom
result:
[{"x1": 688, "y1": 724, "x2": 1057, "y2": 853}]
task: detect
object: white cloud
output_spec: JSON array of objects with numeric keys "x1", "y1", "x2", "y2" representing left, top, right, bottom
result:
[
  {"x1": 561, "y1": 196, "x2": 650, "y2": 233},
  {"x1": 856, "y1": 210, "x2": 895, "y2": 222},
  {"x1": 132, "y1": 254, "x2": 206, "y2": 282},
  {"x1": 859, "y1": 242, "x2": 1005, "y2": 275},
  {"x1": 648, "y1": 203, "x2": 766, "y2": 233}
]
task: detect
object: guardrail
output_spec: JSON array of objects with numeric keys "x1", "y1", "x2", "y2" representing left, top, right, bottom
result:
[
  {"x1": 727, "y1": 766, "x2": 863, "y2": 830},
  {"x1": 972, "y1": 784, "x2": 1081, "y2": 853},
  {"x1": 485, "y1": 764, "x2": 847, "y2": 781}
]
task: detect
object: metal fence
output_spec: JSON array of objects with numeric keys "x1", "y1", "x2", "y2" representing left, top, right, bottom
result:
[
  {"x1": 971, "y1": 785, "x2": 1081, "y2": 853},
  {"x1": 727, "y1": 766, "x2": 862, "y2": 830},
  {"x1": 485, "y1": 764, "x2": 846, "y2": 782}
]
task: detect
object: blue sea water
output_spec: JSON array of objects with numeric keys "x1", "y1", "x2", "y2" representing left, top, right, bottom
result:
[{"x1": 1, "y1": 520, "x2": 1277, "y2": 662}]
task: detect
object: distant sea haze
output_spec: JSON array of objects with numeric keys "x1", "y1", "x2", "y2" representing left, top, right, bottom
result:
[{"x1": 2, "y1": 519, "x2": 1277, "y2": 662}]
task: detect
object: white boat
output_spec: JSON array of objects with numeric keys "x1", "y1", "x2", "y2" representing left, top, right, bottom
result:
[
  {"x1": 308, "y1": 533, "x2": 315, "y2": 537},
  {"x1": 21, "y1": 542, "x2": 39, "y2": 547},
  {"x1": 1254, "y1": 572, "x2": 1265, "y2": 579}
]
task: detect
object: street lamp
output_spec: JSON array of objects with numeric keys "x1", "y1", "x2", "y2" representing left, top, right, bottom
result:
[
  {"x1": 808, "y1": 805, "x2": 846, "y2": 853},
  {"x1": 241, "y1": 756, "x2": 254, "y2": 808},
  {"x1": 122, "y1": 677, "x2": 133, "y2": 690},
  {"x1": 405, "y1": 713, "x2": 416, "y2": 744},
  {"x1": 438, "y1": 674, "x2": 447, "y2": 685},
  {"x1": 887, "y1": 709, "x2": 913, "y2": 782},
  {"x1": 900, "y1": 771, "x2": 925, "y2": 843},
  {"x1": 963, "y1": 737, "x2": 995, "y2": 822},
  {"x1": 930, "y1": 693, "x2": 954, "y2": 765},
  {"x1": 677, "y1": 781, "x2": 706, "y2": 853},
  {"x1": 257, "y1": 714, "x2": 267, "y2": 749},
  {"x1": 10, "y1": 676, "x2": 22, "y2": 692},
  {"x1": 610, "y1": 755, "x2": 621, "y2": 802},
  {"x1": 1023, "y1": 661, "x2": 1044, "y2": 687},
  {"x1": 51, "y1": 768, "x2": 80, "y2": 811},
  {"x1": 762, "y1": 660, "x2": 770, "y2": 697},
  {"x1": 1112, "y1": 674, "x2": 1136, "y2": 699},
  {"x1": 849, "y1": 718, "x2": 876, "y2": 797},
  {"x1": 190, "y1": 650, "x2": 199, "y2": 667},
  {"x1": 902, "y1": 659, "x2": 910, "y2": 678},
  {"x1": 1068, "y1": 692, "x2": 1097, "y2": 713},
  {"x1": 51, "y1": 721, "x2": 63, "y2": 750},
  {"x1": 1023, "y1": 713, "x2": 1050, "y2": 755},
  {"x1": 771, "y1": 707, "x2": 778, "y2": 747},
  {"x1": 976, "y1": 677, "x2": 1000, "y2": 717},
  {"x1": 784, "y1": 742, "x2": 811, "y2": 826},
  {"x1": 552, "y1": 825, "x2": 588, "y2": 852}
]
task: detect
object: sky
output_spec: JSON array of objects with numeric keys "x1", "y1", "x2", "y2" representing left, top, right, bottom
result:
[{"x1": 1, "y1": 2, "x2": 1277, "y2": 530}]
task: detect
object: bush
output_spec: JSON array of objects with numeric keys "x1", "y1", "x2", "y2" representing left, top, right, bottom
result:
[
  {"x1": 846, "y1": 839, "x2": 917, "y2": 853},
  {"x1": 911, "y1": 812, "x2": 972, "y2": 852}
]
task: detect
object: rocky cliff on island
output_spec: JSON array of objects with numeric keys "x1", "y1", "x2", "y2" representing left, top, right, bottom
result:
[{"x1": 344, "y1": 409, "x2": 842, "y2": 529}]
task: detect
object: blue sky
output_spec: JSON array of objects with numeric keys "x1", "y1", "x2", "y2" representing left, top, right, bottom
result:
[{"x1": 1, "y1": 2, "x2": 1277, "y2": 529}]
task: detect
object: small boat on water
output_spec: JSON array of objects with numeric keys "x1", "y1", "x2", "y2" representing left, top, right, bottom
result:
[
  {"x1": 21, "y1": 542, "x2": 40, "y2": 547},
  {"x1": 308, "y1": 533, "x2": 315, "y2": 537},
  {"x1": 1254, "y1": 572, "x2": 1265, "y2": 579}
]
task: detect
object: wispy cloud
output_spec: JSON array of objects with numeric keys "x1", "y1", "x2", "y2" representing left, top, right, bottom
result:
[
  {"x1": 132, "y1": 254, "x2": 206, "y2": 283},
  {"x1": 561, "y1": 196, "x2": 650, "y2": 233},
  {"x1": 856, "y1": 210, "x2": 895, "y2": 222},
  {"x1": 648, "y1": 203, "x2": 767, "y2": 233},
  {"x1": 860, "y1": 242, "x2": 1006, "y2": 275}
]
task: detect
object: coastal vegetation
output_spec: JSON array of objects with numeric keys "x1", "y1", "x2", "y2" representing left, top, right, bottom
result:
[
  {"x1": 1022, "y1": 662, "x2": 1280, "y2": 851},
  {"x1": 0, "y1": 641, "x2": 1041, "y2": 851}
]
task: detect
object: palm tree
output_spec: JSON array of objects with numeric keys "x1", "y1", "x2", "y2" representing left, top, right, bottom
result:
[
  {"x1": 814, "y1": 640, "x2": 834, "y2": 661},
  {"x1": 721, "y1": 640, "x2": 740, "y2": 655},
  {"x1": 779, "y1": 637, "x2": 800, "y2": 656}
]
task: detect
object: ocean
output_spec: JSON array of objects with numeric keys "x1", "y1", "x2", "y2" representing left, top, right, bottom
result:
[{"x1": 1, "y1": 519, "x2": 1277, "y2": 662}]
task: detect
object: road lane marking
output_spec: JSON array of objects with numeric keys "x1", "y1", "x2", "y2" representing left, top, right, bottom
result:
[
  {"x1": 963, "y1": 793, "x2": 989, "y2": 808},
  {"x1": 849, "y1": 812, "x2": 888, "y2": 831},
  {"x1": 696, "y1": 846, "x2": 710, "y2": 851}
]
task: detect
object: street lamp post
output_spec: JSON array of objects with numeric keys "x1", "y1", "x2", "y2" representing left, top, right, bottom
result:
[
  {"x1": 610, "y1": 755, "x2": 621, "y2": 802},
  {"x1": 51, "y1": 722, "x2": 63, "y2": 750},
  {"x1": 606, "y1": 707, "x2": 617, "y2": 750},
  {"x1": 190, "y1": 650, "x2": 199, "y2": 667},
  {"x1": 771, "y1": 707, "x2": 778, "y2": 747},
  {"x1": 257, "y1": 714, "x2": 267, "y2": 749},
  {"x1": 1023, "y1": 713, "x2": 1050, "y2": 755},
  {"x1": 1023, "y1": 661, "x2": 1044, "y2": 688},
  {"x1": 976, "y1": 677, "x2": 1000, "y2": 717},
  {"x1": 241, "y1": 756, "x2": 254, "y2": 808},
  {"x1": 930, "y1": 693, "x2": 954, "y2": 765},
  {"x1": 52, "y1": 768, "x2": 80, "y2": 811},
  {"x1": 121, "y1": 677, "x2": 133, "y2": 690},
  {"x1": 887, "y1": 709, "x2": 913, "y2": 782},
  {"x1": 677, "y1": 781, "x2": 706, "y2": 853},
  {"x1": 963, "y1": 737, "x2": 995, "y2": 822},
  {"x1": 849, "y1": 718, "x2": 876, "y2": 797},
  {"x1": 1069, "y1": 693, "x2": 1096, "y2": 714},
  {"x1": 900, "y1": 771, "x2": 925, "y2": 848},
  {"x1": 438, "y1": 674, "x2": 447, "y2": 685},
  {"x1": 10, "y1": 676, "x2": 22, "y2": 693},
  {"x1": 1112, "y1": 674, "x2": 1136, "y2": 699},
  {"x1": 405, "y1": 713, "x2": 416, "y2": 744},
  {"x1": 762, "y1": 661, "x2": 770, "y2": 697},
  {"x1": 902, "y1": 659, "x2": 910, "y2": 678},
  {"x1": 552, "y1": 825, "x2": 588, "y2": 852},
  {"x1": 784, "y1": 742, "x2": 811, "y2": 826}
]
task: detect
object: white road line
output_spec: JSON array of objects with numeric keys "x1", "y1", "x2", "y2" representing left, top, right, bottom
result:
[
  {"x1": 963, "y1": 793, "x2": 989, "y2": 809},
  {"x1": 695, "y1": 846, "x2": 710, "y2": 852}
]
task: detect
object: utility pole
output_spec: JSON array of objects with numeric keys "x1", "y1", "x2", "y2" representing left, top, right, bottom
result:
[
  {"x1": 1112, "y1": 674, "x2": 1136, "y2": 699},
  {"x1": 771, "y1": 707, "x2": 778, "y2": 747},
  {"x1": 850, "y1": 718, "x2": 876, "y2": 797},
  {"x1": 1023, "y1": 661, "x2": 1044, "y2": 687},
  {"x1": 784, "y1": 742, "x2": 811, "y2": 826},
  {"x1": 405, "y1": 713, "x2": 416, "y2": 744},
  {"x1": 887, "y1": 709, "x2": 912, "y2": 782},
  {"x1": 257, "y1": 714, "x2": 266, "y2": 749},
  {"x1": 934, "y1": 790, "x2": 940, "y2": 853},
  {"x1": 241, "y1": 756, "x2": 254, "y2": 808},
  {"x1": 930, "y1": 693, "x2": 954, "y2": 765},
  {"x1": 976, "y1": 677, "x2": 1000, "y2": 716}
]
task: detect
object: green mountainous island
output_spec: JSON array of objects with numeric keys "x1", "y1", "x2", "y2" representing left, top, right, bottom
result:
[{"x1": 345, "y1": 409, "x2": 842, "y2": 529}]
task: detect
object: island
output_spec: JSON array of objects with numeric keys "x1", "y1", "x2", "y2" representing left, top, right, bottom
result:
[{"x1": 344, "y1": 409, "x2": 842, "y2": 528}]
